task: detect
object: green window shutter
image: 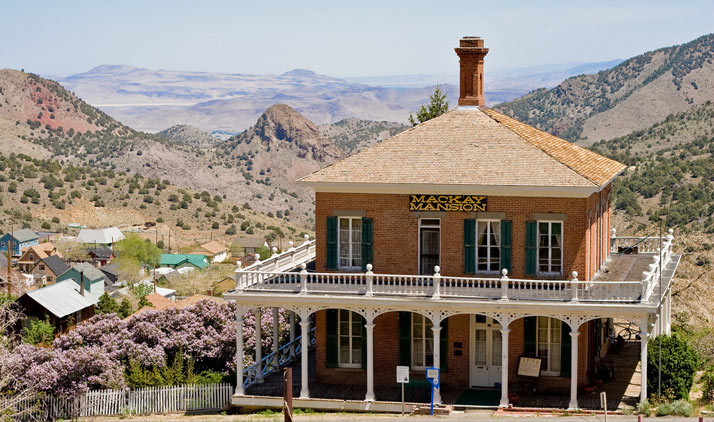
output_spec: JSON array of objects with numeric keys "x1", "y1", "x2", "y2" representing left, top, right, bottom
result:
[
  {"x1": 440, "y1": 318, "x2": 448, "y2": 371},
  {"x1": 398, "y1": 312, "x2": 411, "y2": 366},
  {"x1": 326, "y1": 309, "x2": 338, "y2": 368},
  {"x1": 525, "y1": 221, "x2": 537, "y2": 276},
  {"x1": 524, "y1": 316, "x2": 536, "y2": 356},
  {"x1": 560, "y1": 321, "x2": 572, "y2": 377},
  {"x1": 326, "y1": 216, "x2": 338, "y2": 270},
  {"x1": 500, "y1": 220, "x2": 512, "y2": 274},
  {"x1": 464, "y1": 219, "x2": 475, "y2": 274},
  {"x1": 361, "y1": 217, "x2": 373, "y2": 271},
  {"x1": 361, "y1": 315, "x2": 367, "y2": 370}
]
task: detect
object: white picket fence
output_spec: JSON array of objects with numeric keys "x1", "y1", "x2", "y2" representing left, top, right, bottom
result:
[{"x1": 7, "y1": 383, "x2": 232, "y2": 421}]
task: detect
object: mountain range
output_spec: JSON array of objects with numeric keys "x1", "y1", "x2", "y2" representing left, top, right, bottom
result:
[{"x1": 53, "y1": 59, "x2": 622, "y2": 133}]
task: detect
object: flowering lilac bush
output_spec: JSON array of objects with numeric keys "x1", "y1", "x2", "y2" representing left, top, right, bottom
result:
[{"x1": 8, "y1": 300, "x2": 293, "y2": 397}]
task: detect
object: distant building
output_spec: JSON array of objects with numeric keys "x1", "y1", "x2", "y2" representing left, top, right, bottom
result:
[
  {"x1": 30, "y1": 255, "x2": 70, "y2": 288},
  {"x1": 159, "y1": 253, "x2": 209, "y2": 270},
  {"x1": 0, "y1": 229, "x2": 39, "y2": 256},
  {"x1": 18, "y1": 280, "x2": 96, "y2": 333},
  {"x1": 192, "y1": 241, "x2": 228, "y2": 263},
  {"x1": 76, "y1": 227, "x2": 125, "y2": 245},
  {"x1": 87, "y1": 246, "x2": 114, "y2": 266},
  {"x1": 235, "y1": 237, "x2": 266, "y2": 256},
  {"x1": 56, "y1": 262, "x2": 106, "y2": 300},
  {"x1": 18, "y1": 242, "x2": 61, "y2": 273}
]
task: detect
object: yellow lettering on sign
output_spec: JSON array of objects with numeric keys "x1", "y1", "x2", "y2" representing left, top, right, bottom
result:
[{"x1": 409, "y1": 194, "x2": 487, "y2": 212}]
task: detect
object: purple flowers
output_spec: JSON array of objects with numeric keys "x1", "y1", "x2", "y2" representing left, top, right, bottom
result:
[{"x1": 8, "y1": 300, "x2": 291, "y2": 397}]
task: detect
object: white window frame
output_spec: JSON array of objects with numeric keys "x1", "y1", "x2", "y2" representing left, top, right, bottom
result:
[
  {"x1": 418, "y1": 218, "x2": 441, "y2": 275},
  {"x1": 411, "y1": 313, "x2": 434, "y2": 370},
  {"x1": 337, "y1": 217, "x2": 362, "y2": 270},
  {"x1": 537, "y1": 221, "x2": 563, "y2": 275},
  {"x1": 476, "y1": 220, "x2": 501, "y2": 273},
  {"x1": 337, "y1": 309, "x2": 362, "y2": 368},
  {"x1": 536, "y1": 316, "x2": 562, "y2": 376}
]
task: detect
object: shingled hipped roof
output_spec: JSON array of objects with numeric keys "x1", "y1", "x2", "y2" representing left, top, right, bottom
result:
[{"x1": 299, "y1": 107, "x2": 625, "y2": 192}]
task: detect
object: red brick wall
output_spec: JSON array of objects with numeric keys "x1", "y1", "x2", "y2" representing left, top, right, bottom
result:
[
  {"x1": 316, "y1": 191, "x2": 612, "y2": 280},
  {"x1": 315, "y1": 311, "x2": 590, "y2": 390}
]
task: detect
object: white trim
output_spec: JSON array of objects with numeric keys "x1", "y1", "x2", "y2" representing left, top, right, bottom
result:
[
  {"x1": 418, "y1": 218, "x2": 441, "y2": 275},
  {"x1": 476, "y1": 219, "x2": 501, "y2": 274},
  {"x1": 537, "y1": 221, "x2": 563, "y2": 275},
  {"x1": 411, "y1": 313, "x2": 433, "y2": 370},
  {"x1": 337, "y1": 217, "x2": 362, "y2": 271},
  {"x1": 536, "y1": 316, "x2": 562, "y2": 376},
  {"x1": 304, "y1": 182, "x2": 598, "y2": 198},
  {"x1": 337, "y1": 310, "x2": 362, "y2": 368}
]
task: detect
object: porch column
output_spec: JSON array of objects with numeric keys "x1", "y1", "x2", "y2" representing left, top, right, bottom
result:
[
  {"x1": 640, "y1": 322, "x2": 649, "y2": 402},
  {"x1": 255, "y1": 309, "x2": 263, "y2": 383},
  {"x1": 299, "y1": 320, "x2": 310, "y2": 398},
  {"x1": 365, "y1": 319, "x2": 376, "y2": 401},
  {"x1": 568, "y1": 329, "x2": 580, "y2": 410},
  {"x1": 272, "y1": 307, "x2": 280, "y2": 369},
  {"x1": 499, "y1": 328, "x2": 510, "y2": 407},
  {"x1": 235, "y1": 312, "x2": 245, "y2": 395},
  {"x1": 289, "y1": 311, "x2": 296, "y2": 358},
  {"x1": 432, "y1": 322, "x2": 442, "y2": 405}
]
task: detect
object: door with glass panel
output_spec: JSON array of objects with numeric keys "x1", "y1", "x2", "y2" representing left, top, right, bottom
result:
[
  {"x1": 470, "y1": 315, "x2": 502, "y2": 387},
  {"x1": 419, "y1": 219, "x2": 440, "y2": 275}
]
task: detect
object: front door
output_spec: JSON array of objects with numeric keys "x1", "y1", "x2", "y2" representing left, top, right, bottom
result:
[
  {"x1": 419, "y1": 219, "x2": 440, "y2": 275},
  {"x1": 470, "y1": 315, "x2": 502, "y2": 387}
]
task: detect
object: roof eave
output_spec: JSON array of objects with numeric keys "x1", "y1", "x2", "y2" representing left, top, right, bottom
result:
[{"x1": 304, "y1": 181, "x2": 599, "y2": 198}]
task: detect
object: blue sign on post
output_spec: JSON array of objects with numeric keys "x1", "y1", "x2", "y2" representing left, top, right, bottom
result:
[{"x1": 425, "y1": 367, "x2": 440, "y2": 415}]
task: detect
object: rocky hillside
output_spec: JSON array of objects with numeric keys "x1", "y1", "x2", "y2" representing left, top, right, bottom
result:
[
  {"x1": 495, "y1": 33, "x2": 714, "y2": 144},
  {"x1": 0, "y1": 152, "x2": 307, "y2": 248},
  {"x1": 319, "y1": 118, "x2": 410, "y2": 154},
  {"x1": 158, "y1": 124, "x2": 217, "y2": 147}
]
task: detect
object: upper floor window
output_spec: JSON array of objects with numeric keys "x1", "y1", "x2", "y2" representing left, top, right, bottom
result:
[
  {"x1": 338, "y1": 309, "x2": 362, "y2": 368},
  {"x1": 538, "y1": 221, "x2": 562, "y2": 274},
  {"x1": 39, "y1": 265, "x2": 45, "y2": 270},
  {"x1": 477, "y1": 221, "x2": 501, "y2": 272},
  {"x1": 411, "y1": 313, "x2": 434, "y2": 369},
  {"x1": 536, "y1": 316, "x2": 562, "y2": 375},
  {"x1": 338, "y1": 217, "x2": 362, "y2": 270}
]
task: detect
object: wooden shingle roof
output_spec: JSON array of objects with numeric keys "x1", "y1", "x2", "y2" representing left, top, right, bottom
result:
[{"x1": 300, "y1": 108, "x2": 625, "y2": 193}]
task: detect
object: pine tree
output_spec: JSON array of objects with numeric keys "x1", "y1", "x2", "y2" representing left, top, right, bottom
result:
[
  {"x1": 96, "y1": 292, "x2": 119, "y2": 314},
  {"x1": 118, "y1": 298, "x2": 133, "y2": 318},
  {"x1": 409, "y1": 85, "x2": 449, "y2": 126}
]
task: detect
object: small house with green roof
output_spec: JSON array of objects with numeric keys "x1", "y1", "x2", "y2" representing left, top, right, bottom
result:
[
  {"x1": 56, "y1": 262, "x2": 106, "y2": 299},
  {"x1": 160, "y1": 253, "x2": 209, "y2": 269}
]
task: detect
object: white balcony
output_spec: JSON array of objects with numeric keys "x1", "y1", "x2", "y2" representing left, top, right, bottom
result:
[{"x1": 232, "y1": 231, "x2": 679, "y2": 307}]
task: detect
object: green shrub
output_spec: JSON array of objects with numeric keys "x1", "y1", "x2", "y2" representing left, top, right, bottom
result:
[
  {"x1": 96, "y1": 292, "x2": 119, "y2": 314},
  {"x1": 22, "y1": 318, "x2": 55, "y2": 345},
  {"x1": 637, "y1": 399, "x2": 652, "y2": 415},
  {"x1": 648, "y1": 334, "x2": 699, "y2": 399},
  {"x1": 41, "y1": 221, "x2": 51, "y2": 230},
  {"x1": 656, "y1": 402, "x2": 673, "y2": 416},
  {"x1": 671, "y1": 400, "x2": 693, "y2": 417},
  {"x1": 703, "y1": 364, "x2": 714, "y2": 403}
]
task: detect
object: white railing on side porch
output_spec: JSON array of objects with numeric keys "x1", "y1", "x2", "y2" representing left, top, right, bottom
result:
[
  {"x1": 234, "y1": 235, "x2": 315, "y2": 281},
  {"x1": 242, "y1": 326, "x2": 316, "y2": 389},
  {"x1": 610, "y1": 228, "x2": 674, "y2": 254},
  {"x1": 234, "y1": 230, "x2": 674, "y2": 304}
]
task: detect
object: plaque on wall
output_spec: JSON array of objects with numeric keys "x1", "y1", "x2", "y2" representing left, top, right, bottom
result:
[{"x1": 409, "y1": 195, "x2": 487, "y2": 212}]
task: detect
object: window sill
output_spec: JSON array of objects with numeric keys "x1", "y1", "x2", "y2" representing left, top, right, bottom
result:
[
  {"x1": 333, "y1": 367, "x2": 364, "y2": 372},
  {"x1": 535, "y1": 273, "x2": 564, "y2": 280}
]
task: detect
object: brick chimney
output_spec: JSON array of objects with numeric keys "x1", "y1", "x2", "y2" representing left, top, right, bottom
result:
[{"x1": 455, "y1": 36, "x2": 489, "y2": 106}]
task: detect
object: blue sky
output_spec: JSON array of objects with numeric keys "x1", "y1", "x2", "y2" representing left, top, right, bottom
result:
[{"x1": 2, "y1": 0, "x2": 713, "y2": 77}]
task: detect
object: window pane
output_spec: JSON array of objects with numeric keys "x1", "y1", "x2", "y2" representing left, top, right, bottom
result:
[
  {"x1": 552, "y1": 222, "x2": 561, "y2": 235},
  {"x1": 492, "y1": 330, "x2": 502, "y2": 366},
  {"x1": 340, "y1": 349, "x2": 349, "y2": 363}
]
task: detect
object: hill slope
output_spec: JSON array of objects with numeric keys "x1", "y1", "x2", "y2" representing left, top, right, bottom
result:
[
  {"x1": 319, "y1": 118, "x2": 410, "y2": 155},
  {"x1": 158, "y1": 125, "x2": 217, "y2": 147},
  {"x1": 495, "y1": 33, "x2": 714, "y2": 144}
]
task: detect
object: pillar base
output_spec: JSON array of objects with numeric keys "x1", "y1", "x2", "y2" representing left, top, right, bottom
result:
[
  {"x1": 235, "y1": 385, "x2": 245, "y2": 396},
  {"x1": 567, "y1": 402, "x2": 579, "y2": 411},
  {"x1": 498, "y1": 399, "x2": 509, "y2": 408},
  {"x1": 299, "y1": 390, "x2": 310, "y2": 399},
  {"x1": 433, "y1": 389, "x2": 442, "y2": 405},
  {"x1": 365, "y1": 392, "x2": 375, "y2": 402}
]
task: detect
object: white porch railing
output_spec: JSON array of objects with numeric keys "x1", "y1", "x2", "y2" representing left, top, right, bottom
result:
[
  {"x1": 233, "y1": 231, "x2": 674, "y2": 304},
  {"x1": 242, "y1": 326, "x2": 316, "y2": 388},
  {"x1": 610, "y1": 228, "x2": 673, "y2": 254},
  {"x1": 234, "y1": 235, "x2": 315, "y2": 281}
]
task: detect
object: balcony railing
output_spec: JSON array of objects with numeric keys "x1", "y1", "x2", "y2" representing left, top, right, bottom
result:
[
  {"x1": 243, "y1": 326, "x2": 316, "y2": 389},
  {"x1": 234, "y1": 231, "x2": 674, "y2": 305},
  {"x1": 235, "y1": 235, "x2": 315, "y2": 275}
]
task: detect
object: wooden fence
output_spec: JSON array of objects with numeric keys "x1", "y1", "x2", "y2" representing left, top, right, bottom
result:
[{"x1": 6, "y1": 383, "x2": 232, "y2": 421}]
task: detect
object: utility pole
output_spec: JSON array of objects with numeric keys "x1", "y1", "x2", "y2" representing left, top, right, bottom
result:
[{"x1": 7, "y1": 224, "x2": 13, "y2": 296}]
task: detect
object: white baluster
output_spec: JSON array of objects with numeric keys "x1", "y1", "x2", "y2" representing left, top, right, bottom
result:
[
  {"x1": 432, "y1": 266, "x2": 441, "y2": 299},
  {"x1": 299, "y1": 263, "x2": 308, "y2": 295},
  {"x1": 500, "y1": 269, "x2": 509, "y2": 300},
  {"x1": 570, "y1": 271, "x2": 579, "y2": 302}
]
